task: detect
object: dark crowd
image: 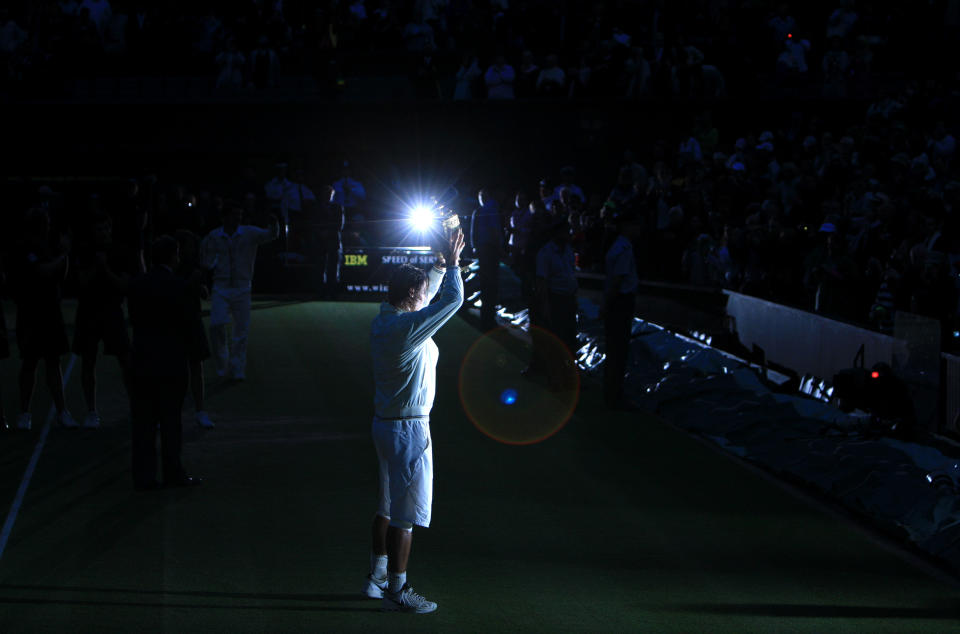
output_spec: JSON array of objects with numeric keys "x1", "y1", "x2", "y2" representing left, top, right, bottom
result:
[
  {"x1": 2, "y1": 1, "x2": 957, "y2": 99},
  {"x1": 496, "y1": 80, "x2": 960, "y2": 349},
  {"x1": 3, "y1": 74, "x2": 960, "y2": 430}
]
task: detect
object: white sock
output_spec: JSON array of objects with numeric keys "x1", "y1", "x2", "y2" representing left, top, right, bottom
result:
[
  {"x1": 371, "y1": 553, "x2": 387, "y2": 580},
  {"x1": 388, "y1": 571, "x2": 406, "y2": 593}
]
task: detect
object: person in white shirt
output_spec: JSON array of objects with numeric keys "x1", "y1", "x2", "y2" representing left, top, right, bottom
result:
[
  {"x1": 200, "y1": 205, "x2": 279, "y2": 380},
  {"x1": 484, "y1": 56, "x2": 515, "y2": 100},
  {"x1": 536, "y1": 54, "x2": 565, "y2": 96},
  {"x1": 264, "y1": 162, "x2": 296, "y2": 220},
  {"x1": 362, "y1": 229, "x2": 464, "y2": 614},
  {"x1": 603, "y1": 214, "x2": 640, "y2": 409}
]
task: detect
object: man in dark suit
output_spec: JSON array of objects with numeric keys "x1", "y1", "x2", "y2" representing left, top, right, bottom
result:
[
  {"x1": 470, "y1": 188, "x2": 503, "y2": 332},
  {"x1": 128, "y1": 235, "x2": 201, "y2": 490}
]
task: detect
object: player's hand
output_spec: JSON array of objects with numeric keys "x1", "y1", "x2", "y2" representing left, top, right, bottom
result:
[{"x1": 446, "y1": 228, "x2": 465, "y2": 268}]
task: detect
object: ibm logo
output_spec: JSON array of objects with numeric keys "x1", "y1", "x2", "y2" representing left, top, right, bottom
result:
[{"x1": 344, "y1": 254, "x2": 368, "y2": 266}]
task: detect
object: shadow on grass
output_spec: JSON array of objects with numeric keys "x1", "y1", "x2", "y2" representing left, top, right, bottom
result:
[
  {"x1": 0, "y1": 585, "x2": 379, "y2": 612},
  {"x1": 665, "y1": 602, "x2": 960, "y2": 619}
]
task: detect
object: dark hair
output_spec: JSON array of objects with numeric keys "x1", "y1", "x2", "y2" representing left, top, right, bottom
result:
[
  {"x1": 93, "y1": 212, "x2": 113, "y2": 227},
  {"x1": 151, "y1": 235, "x2": 179, "y2": 267},
  {"x1": 387, "y1": 264, "x2": 428, "y2": 306}
]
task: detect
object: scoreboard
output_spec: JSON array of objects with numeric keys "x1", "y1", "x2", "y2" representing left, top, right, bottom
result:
[{"x1": 341, "y1": 246, "x2": 438, "y2": 294}]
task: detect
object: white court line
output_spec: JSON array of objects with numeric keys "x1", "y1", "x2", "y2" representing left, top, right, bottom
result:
[{"x1": 0, "y1": 354, "x2": 77, "y2": 561}]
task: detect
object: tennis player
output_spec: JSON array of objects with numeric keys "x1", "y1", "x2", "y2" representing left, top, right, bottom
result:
[{"x1": 363, "y1": 227, "x2": 464, "y2": 613}]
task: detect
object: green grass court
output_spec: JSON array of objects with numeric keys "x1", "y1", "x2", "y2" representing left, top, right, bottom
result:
[{"x1": 0, "y1": 299, "x2": 958, "y2": 633}]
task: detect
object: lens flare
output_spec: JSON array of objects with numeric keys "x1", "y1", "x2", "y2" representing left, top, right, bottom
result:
[
  {"x1": 409, "y1": 205, "x2": 435, "y2": 232},
  {"x1": 459, "y1": 326, "x2": 579, "y2": 445}
]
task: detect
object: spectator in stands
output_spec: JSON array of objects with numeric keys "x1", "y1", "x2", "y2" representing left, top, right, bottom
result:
[
  {"x1": 768, "y1": 3, "x2": 796, "y2": 44},
  {"x1": 79, "y1": 0, "x2": 112, "y2": 36},
  {"x1": 603, "y1": 213, "x2": 639, "y2": 410},
  {"x1": 452, "y1": 53, "x2": 481, "y2": 101},
  {"x1": 624, "y1": 47, "x2": 651, "y2": 98},
  {"x1": 822, "y1": 36, "x2": 850, "y2": 98},
  {"x1": 215, "y1": 37, "x2": 246, "y2": 89},
  {"x1": 12, "y1": 208, "x2": 77, "y2": 431},
  {"x1": 927, "y1": 121, "x2": 956, "y2": 162},
  {"x1": 536, "y1": 54, "x2": 566, "y2": 97},
  {"x1": 333, "y1": 161, "x2": 368, "y2": 244},
  {"x1": 674, "y1": 33, "x2": 705, "y2": 97},
  {"x1": 827, "y1": 1, "x2": 859, "y2": 40},
  {"x1": 678, "y1": 132, "x2": 703, "y2": 167},
  {"x1": 484, "y1": 55, "x2": 515, "y2": 100},
  {"x1": 538, "y1": 177, "x2": 558, "y2": 211},
  {"x1": 535, "y1": 220, "x2": 579, "y2": 391},
  {"x1": 314, "y1": 185, "x2": 345, "y2": 299},
  {"x1": 72, "y1": 213, "x2": 135, "y2": 430},
  {"x1": 556, "y1": 166, "x2": 585, "y2": 205},
  {"x1": 265, "y1": 161, "x2": 295, "y2": 242},
  {"x1": 201, "y1": 204, "x2": 279, "y2": 381},
  {"x1": 175, "y1": 230, "x2": 213, "y2": 429},
  {"x1": 349, "y1": 0, "x2": 368, "y2": 22},
  {"x1": 568, "y1": 54, "x2": 593, "y2": 98},
  {"x1": 0, "y1": 10, "x2": 28, "y2": 55},
  {"x1": 804, "y1": 222, "x2": 859, "y2": 319},
  {"x1": 470, "y1": 188, "x2": 503, "y2": 332},
  {"x1": 249, "y1": 36, "x2": 280, "y2": 90},
  {"x1": 515, "y1": 50, "x2": 539, "y2": 98},
  {"x1": 402, "y1": 13, "x2": 435, "y2": 52},
  {"x1": 777, "y1": 34, "x2": 811, "y2": 77},
  {"x1": 507, "y1": 190, "x2": 533, "y2": 272},
  {"x1": 609, "y1": 167, "x2": 639, "y2": 209}
]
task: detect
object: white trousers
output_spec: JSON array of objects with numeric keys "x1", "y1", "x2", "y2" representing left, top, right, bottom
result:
[{"x1": 209, "y1": 285, "x2": 252, "y2": 377}]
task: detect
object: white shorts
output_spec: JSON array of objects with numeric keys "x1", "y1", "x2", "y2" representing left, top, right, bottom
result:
[{"x1": 373, "y1": 417, "x2": 433, "y2": 528}]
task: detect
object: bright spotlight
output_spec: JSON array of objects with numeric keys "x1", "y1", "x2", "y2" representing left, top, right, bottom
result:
[{"x1": 409, "y1": 205, "x2": 435, "y2": 232}]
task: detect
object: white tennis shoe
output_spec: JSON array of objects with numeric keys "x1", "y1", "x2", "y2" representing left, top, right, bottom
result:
[
  {"x1": 382, "y1": 584, "x2": 437, "y2": 614},
  {"x1": 362, "y1": 574, "x2": 387, "y2": 599}
]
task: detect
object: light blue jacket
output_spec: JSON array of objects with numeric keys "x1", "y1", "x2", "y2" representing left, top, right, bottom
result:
[{"x1": 371, "y1": 266, "x2": 464, "y2": 419}]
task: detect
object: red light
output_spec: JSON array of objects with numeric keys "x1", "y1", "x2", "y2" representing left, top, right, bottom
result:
[
  {"x1": 871, "y1": 371, "x2": 880, "y2": 379},
  {"x1": 787, "y1": 33, "x2": 792, "y2": 38}
]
